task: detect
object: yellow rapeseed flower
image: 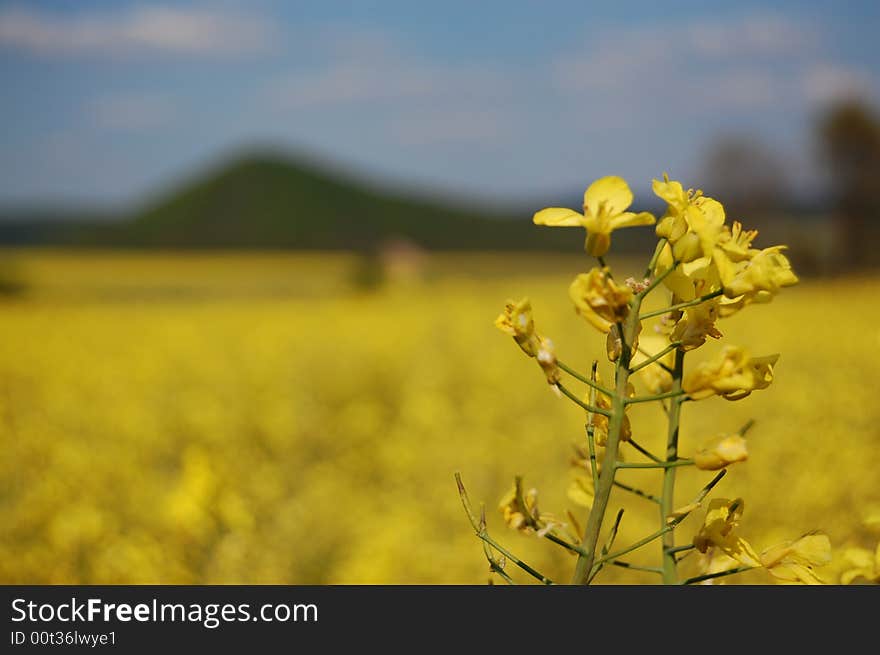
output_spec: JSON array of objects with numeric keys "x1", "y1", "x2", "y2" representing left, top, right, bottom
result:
[
  {"x1": 683, "y1": 345, "x2": 779, "y2": 401},
  {"x1": 495, "y1": 298, "x2": 560, "y2": 384},
  {"x1": 498, "y1": 477, "x2": 572, "y2": 539},
  {"x1": 569, "y1": 268, "x2": 633, "y2": 333},
  {"x1": 652, "y1": 174, "x2": 697, "y2": 243},
  {"x1": 495, "y1": 297, "x2": 539, "y2": 356},
  {"x1": 534, "y1": 176, "x2": 655, "y2": 257},
  {"x1": 671, "y1": 299, "x2": 722, "y2": 351},
  {"x1": 715, "y1": 245, "x2": 799, "y2": 300},
  {"x1": 653, "y1": 175, "x2": 726, "y2": 261},
  {"x1": 535, "y1": 335, "x2": 561, "y2": 385},
  {"x1": 693, "y1": 498, "x2": 762, "y2": 567},
  {"x1": 498, "y1": 477, "x2": 540, "y2": 533},
  {"x1": 694, "y1": 432, "x2": 749, "y2": 470},
  {"x1": 760, "y1": 533, "x2": 831, "y2": 585}
]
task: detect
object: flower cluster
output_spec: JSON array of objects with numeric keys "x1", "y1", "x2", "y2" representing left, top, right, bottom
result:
[{"x1": 464, "y1": 173, "x2": 827, "y2": 586}]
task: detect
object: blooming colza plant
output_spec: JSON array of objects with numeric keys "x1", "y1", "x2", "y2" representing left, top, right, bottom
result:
[{"x1": 456, "y1": 174, "x2": 829, "y2": 585}]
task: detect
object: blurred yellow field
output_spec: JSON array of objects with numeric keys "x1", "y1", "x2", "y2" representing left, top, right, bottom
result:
[{"x1": 1, "y1": 250, "x2": 878, "y2": 584}]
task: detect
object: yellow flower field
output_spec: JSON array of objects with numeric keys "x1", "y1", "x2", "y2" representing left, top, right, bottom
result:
[{"x1": 1, "y1": 249, "x2": 877, "y2": 583}]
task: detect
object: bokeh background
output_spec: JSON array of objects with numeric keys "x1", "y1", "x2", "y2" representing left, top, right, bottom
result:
[{"x1": 1, "y1": 1, "x2": 879, "y2": 584}]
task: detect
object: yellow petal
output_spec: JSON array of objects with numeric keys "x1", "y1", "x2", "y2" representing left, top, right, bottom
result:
[
  {"x1": 585, "y1": 231, "x2": 612, "y2": 257},
  {"x1": 533, "y1": 207, "x2": 584, "y2": 226},
  {"x1": 584, "y1": 176, "x2": 633, "y2": 217},
  {"x1": 609, "y1": 210, "x2": 656, "y2": 230},
  {"x1": 791, "y1": 533, "x2": 832, "y2": 566}
]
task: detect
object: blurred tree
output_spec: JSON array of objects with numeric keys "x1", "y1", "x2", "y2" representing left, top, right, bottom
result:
[
  {"x1": 701, "y1": 135, "x2": 791, "y2": 218},
  {"x1": 817, "y1": 100, "x2": 880, "y2": 271}
]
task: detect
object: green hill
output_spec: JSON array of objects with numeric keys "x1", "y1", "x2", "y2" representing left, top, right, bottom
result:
[{"x1": 110, "y1": 152, "x2": 573, "y2": 251}]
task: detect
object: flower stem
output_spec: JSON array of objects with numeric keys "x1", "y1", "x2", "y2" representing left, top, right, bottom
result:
[
  {"x1": 455, "y1": 473, "x2": 556, "y2": 585},
  {"x1": 558, "y1": 359, "x2": 614, "y2": 395},
  {"x1": 571, "y1": 295, "x2": 642, "y2": 584},
  {"x1": 626, "y1": 389, "x2": 687, "y2": 404},
  {"x1": 611, "y1": 561, "x2": 664, "y2": 574},
  {"x1": 613, "y1": 480, "x2": 661, "y2": 504},
  {"x1": 617, "y1": 459, "x2": 693, "y2": 469},
  {"x1": 637, "y1": 259, "x2": 679, "y2": 298},
  {"x1": 586, "y1": 361, "x2": 600, "y2": 494},
  {"x1": 557, "y1": 382, "x2": 612, "y2": 416},
  {"x1": 681, "y1": 566, "x2": 755, "y2": 585},
  {"x1": 644, "y1": 238, "x2": 668, "y2": 278},
  {"x1": 627, "y1": 438, "x2": 663, "y2": 463},
  {"x1": 640, "y1": 289, "x2": 725, "y2": 320},
  {"x1": 629, "y1": 342, "x2": 681, "y2": 374},
  {"x1": 660, "y1": 349, "x2": 686, "y2": 584}
]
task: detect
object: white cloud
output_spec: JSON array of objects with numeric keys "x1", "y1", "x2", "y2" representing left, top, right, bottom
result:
[
  {"x1": 0, "y1": 5, "x2": 276, "y2": 57},
  {"x1": 267, "y1": 59, "x2": 510, "y2": 110},
  {"x1": 686, "y1": 14, "x2": 815, "y2": 58},
  {"x1": 261, "y1": 34, "x2": 516, "y2": 145},
  {"x1": 552, "y1": 13, "x2": 821, "y2": 111}
]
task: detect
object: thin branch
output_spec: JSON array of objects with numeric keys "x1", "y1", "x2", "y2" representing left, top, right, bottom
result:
[
  {"x1": 591, "y1": 471, "x2": 726, "y2": 572},
  {"x1": 588, "y1": 508, "x2": 625, "y2": 583},
  {"x1": 629, "y1": 342, "x2": 681, "y2": 374},
  {"x1": 455, "y1": 473, "x2": 556, "y2": 585},
  {"x1": 739, "y1": 419, "x2": 756, "y2": 436},
  {"x1": 592, "y1": 525, "x2": 673, "y2": 569},
  {"x1": 637, "y1": 346, "x2": 674, "y2": 374},
  {"x1": 557, "y1": 382, "x2": 612, "y2": 416},
  {"x1": 681, "y1": 566, "x2": 755, "y2": 585},
  {"x1": 627, "y1": 438, "x2": 663, "y2": 463},
  {"x1": 643, "y1": 238, "x2": 668, "y2": 278},
  {"x1": 613, "y1": 480, "x2": 661, "y2": 504},
  {"x1": 602, "y1": 509, "x2": 625, "y2": 556},
  {"x1": 640, "y1": 289, "x2": 725, "y2": 320},
  {"x1": 586, "y1": 362, "x2": 600, "y2": 494},
  {"x1": 542, "y1": 532, "x2": 588, "y2": 556},
  {"x1": 637, "y1": 259, "x2": 679, "y2": 298},
  {"x1": 557, "y1": 360, "x2": 614, "y2": 395},
  {"x1": 611, "y1": 561, "x2": 664, "y2": 574},
  {"x1": 617, "y1": 459, "x2": 694, "y2": 469},
  {"x1": 626, "y1": 389, "x2": 688, "y2": 404}
]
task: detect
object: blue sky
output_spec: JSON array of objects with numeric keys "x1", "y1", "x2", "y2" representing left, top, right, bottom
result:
[{"x1": 1, "y1": 1, "x2": 878, "y2": 211}]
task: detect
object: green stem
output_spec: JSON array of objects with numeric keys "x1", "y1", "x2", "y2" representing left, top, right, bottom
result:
[
  {"x1": 571, "y1": 295, "x2": 643, "y2": 584},
  {"x1": 627, "y1": 438, "x2": 663, "y2": 463},
  {"x1": 640, "y1": 289, "x2": 724, "y2": 320},
  {"x1": 681, "y1": 566, "x2": 755, "y2": 585},
  {"x1": 593, "y1": 525, "x2": 672, "y2": 569},
  {"x1": 617, "y1": 459, "x2": 693, "y2": 469},
  {"x1": 489, "y1": 564, "x2": 517, "y2": 585},
  {"x1": 626, "y1": 389, "x2": 687, "y2": 404},
  {"x1": 629, "y1": 342, "x2": 681, "y2": 374},
  {"x1": 612, "y1": 561, "x2": 664, "y2": 574},
  {"x1": 613, "y1": 480, "x2": 661, "y2": 504},
  {"x1": 644, "y1": 238, "x2": 668, "y2": 278},
  {"x1": 660, "y1": 350, "x2": 685, "y2": 585},
  {"x1": 637, "y1": 259, "x2": 679, "y2": 298},
  {"x1": 558, "y1": 360, "x2": 614, "y2": 395},
  {"x1": 543, "y1": 532, "x2": 587, "y2": 556},
  {"x1": 586, "y1": 362, "x2": 600, "y2": 494},
  {"x1": 557, "y1": 382, "x2": 612, "y2": 416},
  {"x1": 455, "y1": 474, "x2": 556, "y2": 585}
]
